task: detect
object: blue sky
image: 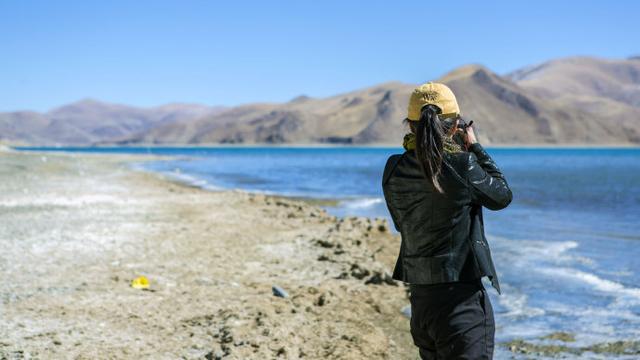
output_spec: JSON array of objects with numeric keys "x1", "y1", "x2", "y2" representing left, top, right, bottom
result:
[{"x1": 1, "y1": 1, "x2": 638, "y2": 112}]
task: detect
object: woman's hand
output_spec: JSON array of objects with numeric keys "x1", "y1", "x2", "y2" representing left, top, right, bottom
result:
[{"x1": 457, "y1": 123, "x2": 478, "y2": 148}]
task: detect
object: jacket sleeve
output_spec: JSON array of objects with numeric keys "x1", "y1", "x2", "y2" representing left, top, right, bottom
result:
[
  {"x1": 385, "y1": 198, "x2": 401, "y2": 232},
  {"x1": 464, "y1": 143, "x2": 513, "y2": 210},
  {"x1": 382, "y1": 155, "x2": 402, "y2": 231}
]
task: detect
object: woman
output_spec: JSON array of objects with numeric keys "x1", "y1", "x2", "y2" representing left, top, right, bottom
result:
[{"x1": 382, "y1": 82, "x2": 513, "y2": 359}]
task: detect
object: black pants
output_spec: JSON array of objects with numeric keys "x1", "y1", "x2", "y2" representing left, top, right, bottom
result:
[{"x1": 409, "y1": 278, "x2": 495, "y2": 359}]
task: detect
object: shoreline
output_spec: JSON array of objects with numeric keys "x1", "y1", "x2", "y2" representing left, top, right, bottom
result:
[{"x1": 155, "y1": 166, "x2": 345, "y2": 209}]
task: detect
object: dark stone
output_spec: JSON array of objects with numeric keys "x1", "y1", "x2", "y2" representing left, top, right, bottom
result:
[
  {"x1": 315, "y1": 294, "x2": 327, "y2": 307},
  {"x1": 365, "y1": 272, "x2": 398, "y2": 286},
  {"x1": 315, "y1": 239, "x2": 334, "y2": 248},
  {"x1": 350, "y1": 264, "x2": 370, "y2": 280},
  {"x1": 334, "y1": 272, "x2": 349, "y2": 280},
  {"x1": 272, "y1": 285, "x2": 289, "y2": 298}
]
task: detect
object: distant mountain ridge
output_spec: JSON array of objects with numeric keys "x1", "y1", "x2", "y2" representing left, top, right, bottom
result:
[
  {"x1": 0, "y1": 100, "x2": 226, "y2": 145},
  {"x1": 2, "y1": 56, "x2": 639, "y2": 146}
]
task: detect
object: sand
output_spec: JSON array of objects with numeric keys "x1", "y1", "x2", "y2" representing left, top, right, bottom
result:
[{"x1": 0, "y1": 151, "x2": 415, "y2": 359}]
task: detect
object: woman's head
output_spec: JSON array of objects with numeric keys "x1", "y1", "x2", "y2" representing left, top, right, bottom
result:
[
  {"x1": 407, "y1": 111, "x2": 459, "y2": 137},
  {"x1": 405, "y1": 82, "x2": 461, "y2": 193},
  {"x1": 406, "y1": 82, "x2": 460, "y2": 121}
]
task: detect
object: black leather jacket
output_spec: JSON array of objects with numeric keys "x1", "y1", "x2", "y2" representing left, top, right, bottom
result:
[{"x1": 382, "y1": 142, "x2": 512, "y2": 294}]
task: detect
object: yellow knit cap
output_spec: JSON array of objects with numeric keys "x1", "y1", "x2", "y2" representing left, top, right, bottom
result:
[{"x1": 407, "y1": 82, "x2": 461, "y2": 121}]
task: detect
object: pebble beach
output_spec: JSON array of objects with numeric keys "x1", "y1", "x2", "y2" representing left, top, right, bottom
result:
[{"x1": 0, "y1": 150, "x2": 413, "y2": 359}]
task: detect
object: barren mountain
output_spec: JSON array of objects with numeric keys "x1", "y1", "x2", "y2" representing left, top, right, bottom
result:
[
  {"x1": 507, "y1": 56, "x2": 640, "y2": 143},
  {"x1": 0, "y1": 111, "x2": 51, "y2": 145},
  {"x1": 126, "y1": 82, "x2": 414, "y2": 145},
  {"x1": 508, "y1": 56, "x2": 640, "y2": 107},
  {"x1": 0, "y1": 100, "x2": 226, "y2": 145},
  {"x1": 127, "y1": 57, "x2": 640, "y2": 145},
  {"x1": 440, "y1": 64, "x2": 637, "y2": 144},
  {"x1": 2, "y1": 56, "x2": 639, "y2": 146}
]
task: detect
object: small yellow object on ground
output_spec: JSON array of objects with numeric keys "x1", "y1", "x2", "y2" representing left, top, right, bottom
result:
[{"x1": 131, "y1": 276, "x2": 150, "y2": 289}]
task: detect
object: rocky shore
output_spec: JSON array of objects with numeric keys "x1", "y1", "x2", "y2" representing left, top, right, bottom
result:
[{"x1": 0, "y1": 151, "x2": 413, "y2": 359}]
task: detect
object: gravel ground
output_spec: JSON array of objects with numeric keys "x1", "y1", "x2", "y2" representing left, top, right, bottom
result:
[{"x1": 0, "y1": 150, "x2": 414, "y2": 359}]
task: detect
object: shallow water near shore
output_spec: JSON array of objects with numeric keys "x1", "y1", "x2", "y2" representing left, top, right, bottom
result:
[{"x1": 16, "y1": 146, "x2": 640, "y2": 358}]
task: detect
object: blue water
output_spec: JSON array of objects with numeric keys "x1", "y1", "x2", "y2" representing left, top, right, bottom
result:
[{"x1": 17, "y1": 146, "x2": 640, "y2": 356}]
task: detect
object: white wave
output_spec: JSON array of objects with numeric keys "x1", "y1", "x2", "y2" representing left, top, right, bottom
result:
[
  {"x1": 537, "y1": 266, "x2": 640, "y2": 300},
  {"x1": 543, "y1": 300, "x2": 640, "y2": 322},
  {"x1": 492, "y1": 236, "x2": 578, "y2": 256},
  {"x1": 490, "y1": 237, "x2": 581, "y2": 269},
  {"x1": 497, "y1": 285, "x2": 546, "y2": 318},
  {"x1": 160, "y1": 171, "x2": 222, "y2": 191},
  {"x1": 339, "y1": 197, "x2": 383, "y2": 209}
]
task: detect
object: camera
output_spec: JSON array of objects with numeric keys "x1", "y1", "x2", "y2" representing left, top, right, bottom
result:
[
  {"x1": 443, "y1": 116, "x2": 474, "y2": 150},
  {"x1": 442, "y1": 116, "x2": 472, "y2": 132},
  {"x1": 457, "y1": 117, "x2": 468, "y2": 130}
]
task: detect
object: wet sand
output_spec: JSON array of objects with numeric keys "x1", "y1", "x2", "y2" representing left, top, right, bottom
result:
[{"x1": 0, "y1": 150, "x2": 414, "y2": 359}]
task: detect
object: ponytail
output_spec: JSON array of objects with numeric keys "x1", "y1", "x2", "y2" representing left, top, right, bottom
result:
[{"x1": 414, "y1": 104, "x2": 446, "y2": 193}]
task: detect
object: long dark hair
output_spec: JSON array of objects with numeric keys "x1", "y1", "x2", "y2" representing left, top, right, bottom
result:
[{"x1": 411, "y1": 104, "x2": 447, "y2": 193}]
